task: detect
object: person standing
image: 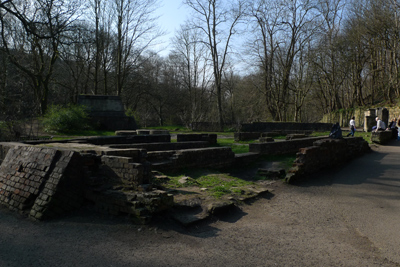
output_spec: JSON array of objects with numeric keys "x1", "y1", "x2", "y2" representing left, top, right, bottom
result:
[
  {"x1": 347, "y1": 116, "x2": 356, "y2": 137},
  {"x1": 397, "y1": 116, "x2": 400, "y2": 141}
]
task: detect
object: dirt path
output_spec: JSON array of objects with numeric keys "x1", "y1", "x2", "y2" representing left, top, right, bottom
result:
[{"x1": 1, "y1": 142, "x2": 400, "y2": 266}]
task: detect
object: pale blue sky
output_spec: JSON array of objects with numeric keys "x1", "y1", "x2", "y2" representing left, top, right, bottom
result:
[{"x1": 155, "y1": 0, "x2": 189, "y2": 56}]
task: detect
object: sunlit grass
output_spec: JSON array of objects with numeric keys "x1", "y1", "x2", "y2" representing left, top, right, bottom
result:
[{"x1": 159, "y1": 170, "x2": 255, "y2": 198}]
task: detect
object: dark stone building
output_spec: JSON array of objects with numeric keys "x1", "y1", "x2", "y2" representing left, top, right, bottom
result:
[{"x1": 77, "y1": 95, "x2": 137, "y2": 131}]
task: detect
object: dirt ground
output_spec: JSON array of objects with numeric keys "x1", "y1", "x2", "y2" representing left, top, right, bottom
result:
[{"x1": 1, "y1": 143, "x2": 400, "y2": 266}]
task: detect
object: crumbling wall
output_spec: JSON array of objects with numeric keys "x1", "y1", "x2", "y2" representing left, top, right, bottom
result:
[
  {"x1": 151, "y1": 147, "x2": 236, "y2": 171},
  {"x1": 234, "y1": 132, "x2": 262, "y2": 141},
  {"x1": 25, "y1": 135, "x2": 171, "y2": 146},
  {"x1": 100, "y1": 155, "x2": 151, "y2": 186},
  {"x1": 240, "y1": 122, "x2": 331, "y2": 133},
  {"x1": 285, "y1": 137, "x2": 370, "y2": 184},
  {"x1": 107, "y1": 141, "x2": 209, "y2": 151},
  {"x1": 249, "y1": 136, "x2": 328, "y2": 155},
  {"x1": 174, "y1": 147, "x2": 235, "y2": 169},
  {"x1": 371, "y1": 130, "x2": 394, "y2": 144},
  {"x1": 0, "y1": 145, "x2": 173, "y2": 222},
  {"x1": 177, "y1": 134, "x2": 217, "y2": 145},
  {"x1": 0, "y1": 146, "x2": 84, "y2": 220}
]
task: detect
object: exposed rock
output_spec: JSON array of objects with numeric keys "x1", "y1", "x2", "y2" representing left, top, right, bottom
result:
[
  {"x1": 286, "y1": 134, "x2": 307, "y2": 140},
  {"x1": 205, "y1": 201, "x2": 235, "y2": 214},
  {"x1": 178, "y1": 176, "x2": 199, "y2": 185}
]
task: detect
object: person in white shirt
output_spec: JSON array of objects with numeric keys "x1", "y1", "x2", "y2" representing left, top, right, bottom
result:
[
  {"x1": 347, "y1": 116, "x2": 356, "y2": 137},
  {"x1": 375, "y1": 117, "x2": 385, "y2": 132}
]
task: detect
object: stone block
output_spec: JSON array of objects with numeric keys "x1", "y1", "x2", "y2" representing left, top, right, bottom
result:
[
  {"x1": 371, "y1": 130, "x2": 393, "y2": 145},
  {"x1": 285, "y1": 137, "x2": 370, "y2": 184},
  {"x1": 177, "y1": 134, "x2": 217, "y2": 145},
  {"x1": 259, "y1": 137, "x2": 274, "y2": 143},
  {"x1": 240, "y1": 122, "x2": 331, "y2": 133},
  {"x1": 234, "y1": 132, "x2": 261, "y2": 141},
  {"x1": 249, "y1": 136, "x2": 328, "y2": 155},
  {"x1": 136, "y1": 130, "x2": 150, "y2": 135},
  {"x1": 108, "y1": 141, "x2": 209, "y2": 152},
  {"x1": 115, "y1": 130, "x2": 137, "y2": 136},
  {"x1": 286, "y1": 134, "x2": 307, "y2": 140}
]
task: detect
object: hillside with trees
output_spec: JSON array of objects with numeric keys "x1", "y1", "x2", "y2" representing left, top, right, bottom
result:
[{"x1": 0, "y1": 0, "x2": 399, "y2": 130}]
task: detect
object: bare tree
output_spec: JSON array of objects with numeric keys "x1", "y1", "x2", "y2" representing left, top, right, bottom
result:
[
  {"x1": 184, "y1": 0, "x2": 245, "y2": 131},
  {"x1": 0, "y1": 0, "x2": 83, "y2": 114},
  {"x1": 170, "y1": 24, "x2": 212, "y2": 128},
  {"x1": 112, "y1": 0, "x2": 163, "y2": 96},
  {"x1": 247, "y1": 0, "x2": 283, "y2": 121},
  {"x1": 311, "y1": 0, "x2": 347, "y2": 113}
]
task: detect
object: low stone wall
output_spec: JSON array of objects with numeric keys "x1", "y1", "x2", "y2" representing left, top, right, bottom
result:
[
  {"x1": 240, "y1": 122, "x2": 331, "y2": 133},
  {"x1": 115, "y1": 130, "x2": 137, "y2": 136},
  {"x1": 234, "y1": 132, "x2": 262, "y2": 141},
  {"x1": 234, "y1": 152, "x2": 261, "y2": 166},
  {"x1": 107, "y1": 141, "x2": 209, "y2": 151},
  {"x1": 116, "y1": 130, "x2": 169, "y2": 136},
  {"x1": 0, "y1": 142, "x2": 17, "y2": 165},
  {"x1": 0, "y1": 144, "x2": 172, "y2": 222},
  {"x1": 177, "y1": 134, "x2": 217, "y2": 145},
  {"x1": 286, "y1": 134, "x2": 307, "y2": 140},
  {"x1": 83, "y1": 135, "x2": 171, "y2": 145},
  {"x1": 0, "y1": 146, "x2": 84, "y2": 220},
  {"x1": 151, "y1": 147, "x2": 236, "y2": 171},
  {"x1": 100, "y1": 155, "x2": 151, "y2": 186},
  {"x1": 191, "y1": 122, "x2": 231, "y2": 132},
  {"x1": 371, "y1": 130, "x2": 394, "y2": 144},
  {"x1": 285, "y1": 137, "x2": 370, "y2": 184},
  {"x1": 100, "y1": 149, "x2": 147, "y2": 163},
  {"x1": 174, "y1": 147, "x2": 235, "y2": 169},
  {"x1": 147, "y1": 151, "x2": 176, "y2": 163},
  {"x1": 25, "y1": 135, "x2": 171, "y2": 146},
  {"x1": 85, "y1": 189, "x2": 173, "y2": 224},
  {"x1": 249, "y1": 136, "x2": 328, "y2": 155}
]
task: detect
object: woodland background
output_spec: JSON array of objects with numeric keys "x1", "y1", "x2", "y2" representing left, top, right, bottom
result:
[{"x1": 0, "y1": 0, "x2": 399, "y2": 130}]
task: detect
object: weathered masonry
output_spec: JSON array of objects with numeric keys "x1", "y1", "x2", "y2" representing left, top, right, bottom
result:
[
  {"x1": 285, "y1": 137, "x2": 371, "y2": 184},
  {"x1": 0, "y1": 146, "x2": 84, "y2": 220},
  {"x1": 0, "y1": 143, "x2": 173, "y2": 223},
  {"x1": 0, "y1": 131, "x2": 372, "y2": 223}
]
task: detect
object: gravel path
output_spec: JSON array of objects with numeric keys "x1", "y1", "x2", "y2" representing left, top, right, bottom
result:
[{"x1": 1, "y1": 142, "x2": 400, "y2": 266}]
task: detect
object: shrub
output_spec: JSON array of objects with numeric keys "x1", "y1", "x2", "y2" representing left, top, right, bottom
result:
[{"x1": 42, "y1": 105, "x2": 91, "y2": 133}]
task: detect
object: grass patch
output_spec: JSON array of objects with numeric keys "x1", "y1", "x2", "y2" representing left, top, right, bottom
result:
[
  {"x1": 146, "y1": 125, "x2": 190, "y2": 132},
  {"x1": 159, "y1": 169, "x2": 255, "y2": 198},
  {"x1": 272, "y1": 135, "x2": 287, "y2": 139},
  {"x1": 213, "y1": 137, "x2": 251, "y2": 154},
  {"x1": 211, "y1": 186, "x2": 232, "y2": 198},
  {"x1": 51, "y1": 130, "x2": 115, "y2": 139},
  {"x1": 354, "y1": 131, "x2": 373, "y2": 144},
  {"x1": 310, "y1": 131, "x2": 330, "y2": 137}
]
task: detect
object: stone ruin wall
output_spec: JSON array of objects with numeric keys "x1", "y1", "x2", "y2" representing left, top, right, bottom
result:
[
  {"x1": 240, "y1": 122, "x2": 332, "y2": 133},
  {"x1": 0, "y1": 132, "x2": 373, "y2": 222},
  {"x1": 285, "y1": 137, "x2": 371, "y2": 184},
  {"x1": 0, "y1": 143, "x2": 172, "y2": 222},
  {"x1": 249, "y1": 136, "x2": 328, "y2": 156},
  {"x1": 0, "y1": 146, "x2": 84, "y2": 220}
]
